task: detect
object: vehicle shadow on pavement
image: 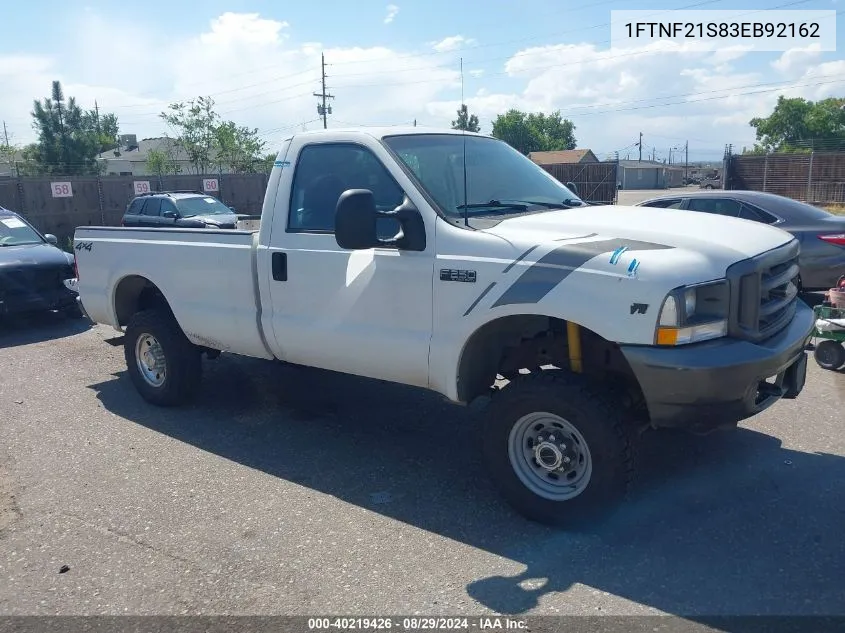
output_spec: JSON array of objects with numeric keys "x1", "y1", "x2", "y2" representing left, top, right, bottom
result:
[
  {"x1": 91, "y1": 355, "x2": 845, "y2": 619},
  {"x1": 0, "y1": 312, "x2": 91, "y2": 349}
]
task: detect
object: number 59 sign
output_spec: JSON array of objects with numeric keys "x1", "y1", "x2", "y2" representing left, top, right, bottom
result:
[
  {"x1": 133, "y1": 181, "x2": 151, "y2": 195},
  {"x1": 51, "y1": 182, "x2": 73, "y2": 198},
  {"x1": 202, "y1": 178, "x2": 219, "y2": 192}
]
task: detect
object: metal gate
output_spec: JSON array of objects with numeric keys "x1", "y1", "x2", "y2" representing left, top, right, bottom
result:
[{"x1": 540, "y1": 162, "x2": 618, "y2": 205}]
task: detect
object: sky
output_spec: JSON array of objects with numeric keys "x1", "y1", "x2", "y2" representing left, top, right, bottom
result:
[{"x1": 0, "y1": 0, "x2": 842, "y2": 162}]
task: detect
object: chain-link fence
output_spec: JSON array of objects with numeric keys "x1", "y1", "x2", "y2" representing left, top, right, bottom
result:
[{"x1": 725, "y1": 151, "x2": 845, "y2": 204}]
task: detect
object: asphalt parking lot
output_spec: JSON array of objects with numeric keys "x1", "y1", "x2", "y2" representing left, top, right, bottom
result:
[{"x1": 1, "y1": 309, "x2": 844, "y2": 619}]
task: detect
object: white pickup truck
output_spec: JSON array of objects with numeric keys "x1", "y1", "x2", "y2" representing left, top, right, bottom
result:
[{"x1": 74, "y1": 127, "x2": 814, "y2": 527}]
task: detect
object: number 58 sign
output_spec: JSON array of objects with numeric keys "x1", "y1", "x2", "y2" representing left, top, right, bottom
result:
[{"x1": 51, "y1": 182, "x2": 73, "y2": 198}]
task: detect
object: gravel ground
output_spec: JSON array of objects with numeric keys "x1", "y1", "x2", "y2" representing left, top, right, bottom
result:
[{"x1": 1, "y1": 310, "x2": 843, "y2": 618}]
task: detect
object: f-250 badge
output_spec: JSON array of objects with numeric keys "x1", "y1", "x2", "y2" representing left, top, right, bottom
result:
[{"x1": 440, "y1": 269, "x2": 477, "y2": 283}]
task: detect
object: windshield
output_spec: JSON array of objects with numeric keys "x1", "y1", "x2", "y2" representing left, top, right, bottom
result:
[
  {"x1": 176, "y1": 196, "x2": 233, "y2": 217},
  {"x1": 382, "y1": 134, "x2": 584, "y2": 220},
  {"x1": 0, "y1": 215, "x2": 44, "y2": 246}
]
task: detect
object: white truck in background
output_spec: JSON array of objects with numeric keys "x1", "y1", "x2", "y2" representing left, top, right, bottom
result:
[{"x1": 74, "y1": 127, "x2": 814, "y2": 527}]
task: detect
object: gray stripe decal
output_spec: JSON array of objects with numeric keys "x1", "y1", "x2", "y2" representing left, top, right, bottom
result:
[
  {"x1": 501, "y1": 233, "x2": 598, "y2": 274},
  {"x1": 502, "y1": 246, "x2": 539, "y2": 274},
  {"x1": 463, "y1": 282, "x2": 497, "y2": 316},
  {"x1": 490, "y1": 238, "x2": 673, "y2": 308}
]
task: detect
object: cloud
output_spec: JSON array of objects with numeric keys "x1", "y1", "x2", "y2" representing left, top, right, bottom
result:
[
  {"x1": 430, "y1": 35, "x2": 477, "y2": 53},
  {"x1": 427, "y1": 39, "x2": 844, "y2": 157},
  {"x1": 771, "y1": 44, "x2": 824, "y2": 77},
  {"x1": 0, "y1": 11, "x2": 459, "y2": 149},
  {"x1": 384, "y1": 4, "x2": 399, "y2": 24},
  {"x1": 1, "y1": 10, "x2": 840, "y2": 162}
]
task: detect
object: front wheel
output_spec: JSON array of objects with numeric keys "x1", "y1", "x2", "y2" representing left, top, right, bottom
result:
[
  {"x1": 482, "y1": 370, "x2": 635, "y2": 527},
  {"x1": 124, "y1": 309, "x2": 202, "y2": 406}
]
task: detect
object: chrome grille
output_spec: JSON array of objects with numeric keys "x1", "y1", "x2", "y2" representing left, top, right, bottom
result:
[
  {"x1": 758, "y1": 256, "x2": 800, "y2": 337},
  {"x1": 728, "y1": 240, "x2": 801, "y2": 342}
]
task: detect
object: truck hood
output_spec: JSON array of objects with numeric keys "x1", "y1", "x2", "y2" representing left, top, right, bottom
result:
[{"x1": 482, "y1": 205, "x2": 794, "y2": 262}]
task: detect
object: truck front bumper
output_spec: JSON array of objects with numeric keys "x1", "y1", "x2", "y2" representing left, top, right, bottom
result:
[{"x1": 619, "y1": 300, "x2": 815, "y2": 433}]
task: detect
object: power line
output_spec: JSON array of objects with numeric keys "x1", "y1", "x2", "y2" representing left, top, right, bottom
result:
[
  {"x1": 0, "y1": 0, "x2": 827, "y2": 129},
  {"x1": 2, "y1": 3, "x2": 835, "y2": 127}
]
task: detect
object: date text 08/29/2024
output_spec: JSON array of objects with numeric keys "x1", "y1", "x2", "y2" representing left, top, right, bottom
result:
[{"x1": 306, "y1": 617, "x2": 528, "y2": 631}]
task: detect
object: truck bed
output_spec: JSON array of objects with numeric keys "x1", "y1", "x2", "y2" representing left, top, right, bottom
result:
[{"x1": 74, "y1": 227, "x2": 273, "y2": 360}]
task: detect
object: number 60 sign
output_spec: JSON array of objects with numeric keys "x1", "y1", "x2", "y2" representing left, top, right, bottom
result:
[{"x1": 51, "y1": 182, "x2": 73, "y2": 198}]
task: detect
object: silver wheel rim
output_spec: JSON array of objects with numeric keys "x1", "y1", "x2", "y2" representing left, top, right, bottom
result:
[
  {"x1": 508, "y1": 412, "x2": 593, "y2": 501},
  {"x1": 135, "y1": 333, "x2": 166, "y2": 388}
]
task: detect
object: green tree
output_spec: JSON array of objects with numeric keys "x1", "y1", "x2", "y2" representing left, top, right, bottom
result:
[
  {"x1": 214, "y1": 121, "x2": 266, "y2": 173},
  {"x1": 0, "y1": 135, "x2": 18, "y2": 172},
  {"x1": 258, "y1": 151, "x2": 278, "y2": 173},
  {"x1": 160, "y1": 96, "x2": 267, "y2": 174},
  {"x1": 749, "y1": 95, "x2": 845, "y2": 153},
  {"x1": 28, "y1": 80, "x2": 119, "y2": 175},
  {"x1": 160, "y1": 96, "x2": 220, "y2": 174},
  {"x1": 146, "y1": 147, "x2": 182, "y2": 176},
  {"x1": 491, "y1": 109, "x2": 576, "y2": 154},
  {"x1": 451, "y1": 104, "x2": 480, "y2": 132},
  {"x1": 90, "y1": 111, "x2": 120, "y2": 154}
]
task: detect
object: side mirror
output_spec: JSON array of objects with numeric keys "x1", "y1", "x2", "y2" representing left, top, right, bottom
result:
[
  {"x1": 162, "y1": 210, "x2": 178, "y2": 219},
  {"x1": 565, "y1": 181, "x2": 579, "y2": 195},
  {"x1": 335, "y1": 189, "x2": 426, "y2": 252},
  {"x1": 335, "y1": 190, "x2": 379, "y2": 250},
  {"x1": 44, "y1": 234, "x2": 58, "y2": 245},
  {"x1": 228, "y1": 206, "x2": 237, "y2": 212}
]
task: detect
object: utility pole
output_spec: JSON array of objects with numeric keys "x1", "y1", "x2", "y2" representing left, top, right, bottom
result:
[
  {"x1": 651, "y1": 147, "x2": 655, "y2": 162},
  {"x1": 638, "y1": 132, "x2": 643, "y2": 161},
  {"x1": 684, "y1": 140, "x2": 689, "y2": 182},
  {"x1": 2, "y1": 120, "x2": 8, "y2": 147},
  {"x1": 313, "y1": 52, "x2": 334, "y2": 129}
]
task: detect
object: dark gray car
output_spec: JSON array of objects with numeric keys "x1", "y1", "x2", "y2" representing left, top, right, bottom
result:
[
  {"x1": 121, "y1": 191, "x2": 248, "y2": 229},
  {"x1": 636, "y1": 190, "x2": 845, "y2": 291},
  {"x1": 0, "y1": 207, "x2": 79, "y2": 317}
]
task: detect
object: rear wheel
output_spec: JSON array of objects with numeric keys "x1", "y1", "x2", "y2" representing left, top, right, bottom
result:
[
  {"x1": 482, "y1": 370, "x2": 635, "y2": 527},
  {"x1": 814, "y1": 340, "x2": 845, "y2": 371},
  {"x1": 124, "y1": 309, "x2": 202, "y2": 406}
]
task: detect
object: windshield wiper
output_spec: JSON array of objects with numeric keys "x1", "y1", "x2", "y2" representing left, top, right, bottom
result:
[
  {"x1": 460, "y1": 199, "x2": 584, "y2": 211},
  {"x1": 501, "y1": 199, "x2": 585, "y2": 209},
  {"x1": 456, "y1": 200, "x2": 529, "y2": 211}
]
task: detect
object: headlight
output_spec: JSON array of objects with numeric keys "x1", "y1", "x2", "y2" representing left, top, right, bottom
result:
[{"x1": 655, "y1": 280, "x2": 729, "y2": 346}]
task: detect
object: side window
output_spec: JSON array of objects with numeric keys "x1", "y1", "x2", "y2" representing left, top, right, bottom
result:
[
  {"x1": 141, "y1": 198, "x2": 162, "y2": 216},
  {"x1": 288, "y1": 143, "x2": 404, "y2": 233},
  {"x1": 687, "y1": 198, "x2": 741, "y2": 218},
  {"x1": 160, "y1": 199, "x2": 179, "y2": 217},
  {"x1": 126, "y1": 198, "x2": 144, "y2": 215},
  {"x1": 643, "y1": 198, "x2": 683, "y2": 209},
  {"x1": 739, "y1": 202, "x2": 778, "y2": 224}
]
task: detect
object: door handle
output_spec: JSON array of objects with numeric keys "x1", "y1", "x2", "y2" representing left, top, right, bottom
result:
[{"x1": 272, "y1": 252, "x2": 287, "y2": 281}]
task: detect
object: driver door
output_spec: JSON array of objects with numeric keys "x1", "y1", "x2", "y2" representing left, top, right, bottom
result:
[{"x1": 266, "y1": 140, "x2": 435, "y2": 388}]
